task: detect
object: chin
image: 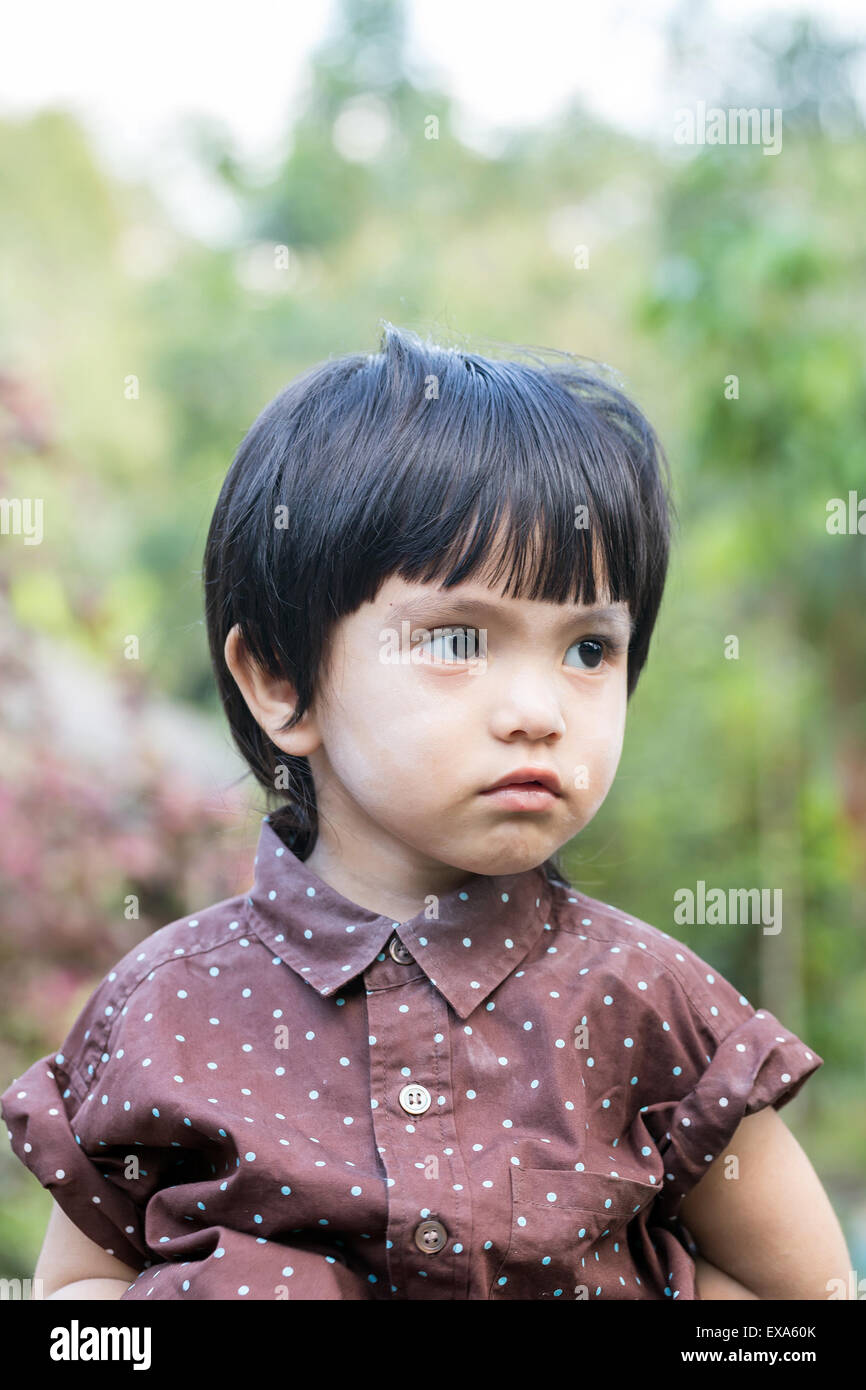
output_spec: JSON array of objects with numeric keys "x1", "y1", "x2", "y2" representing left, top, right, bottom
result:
[{"x1": 453, "y1": 838, "x2": 562, "y2": 879}]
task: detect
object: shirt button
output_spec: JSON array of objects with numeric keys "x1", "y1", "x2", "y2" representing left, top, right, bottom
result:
[
  {"x1": 413, "y1": 1218, "x2": 448, "y2": 1254},
  {"x1": 388, "y1": 934, "x2": 414, "y2": 965},
  {"x1": 398, "y1": 1082, "x2": 432, "y2": 1115}
]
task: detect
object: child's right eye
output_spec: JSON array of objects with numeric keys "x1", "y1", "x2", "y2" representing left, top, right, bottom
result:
[{"x1": 420, "y1": 625, "x2": 479, "y2": 663}]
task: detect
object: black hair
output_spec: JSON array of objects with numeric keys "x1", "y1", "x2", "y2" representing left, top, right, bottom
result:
[{"x1": 203, "y1": 322, "x2": 675, "y2": 891}]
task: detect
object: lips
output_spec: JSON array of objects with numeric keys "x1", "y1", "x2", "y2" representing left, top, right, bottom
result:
[{"x1": 482, "y1": 767, "x2": 562, "y2": 795}]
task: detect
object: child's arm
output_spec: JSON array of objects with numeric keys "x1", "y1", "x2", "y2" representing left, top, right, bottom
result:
[
  {"x1": 679, "y1": 1104, "x2": 851, "y2": 1300},
  {"x1": 45, "y1": 1279, "x2": 132, "y2": 1300},
  {"x1": 693, "y1": 1254, "x2": 759, "y2": 1299},
  {"x1": 34, "y1": 1199, "x2": 142, "y2": 1299}
]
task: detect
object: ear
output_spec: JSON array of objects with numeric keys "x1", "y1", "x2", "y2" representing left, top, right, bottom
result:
[{"x1": 223, "y1": 624, "x2": 322, "y2": 756}]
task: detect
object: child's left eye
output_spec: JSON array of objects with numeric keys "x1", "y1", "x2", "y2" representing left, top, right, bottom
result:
[{"x1": 564, "y1": 638, "x2": 607, "y2": 671}]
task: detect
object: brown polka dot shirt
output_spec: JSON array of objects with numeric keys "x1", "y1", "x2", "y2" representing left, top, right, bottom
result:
[{"x1": 1, "y1": 817, "x2": 823, "y2": 1299}]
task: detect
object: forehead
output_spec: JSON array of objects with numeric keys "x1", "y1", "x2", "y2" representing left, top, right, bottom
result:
[{"x1": 374, "y1": 573, "x2": 631, "y2": 631}]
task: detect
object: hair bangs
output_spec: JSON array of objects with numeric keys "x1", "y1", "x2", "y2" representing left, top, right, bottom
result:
[{"x1": 362, "y1": 351, "x2": 648, "y2": 619}]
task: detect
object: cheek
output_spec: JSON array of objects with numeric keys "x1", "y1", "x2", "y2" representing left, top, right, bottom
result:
[
  {"x1": 319, "y1": 670, "x2": 449, "y2": 789},
  {"x1": 575, "y1": 687, "x2": 627, "y2": 797},
  {"x1": 589, "y1": 737, "x2": 624, "y2": 803}
]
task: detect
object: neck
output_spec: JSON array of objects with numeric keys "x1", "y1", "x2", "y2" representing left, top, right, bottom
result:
[{"x1": 302, "y1": 829, "x2": 475, "y2": 925}]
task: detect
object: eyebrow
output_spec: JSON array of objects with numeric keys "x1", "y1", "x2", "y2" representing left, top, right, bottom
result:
[{"x1": 384, "y1": 595, "x2": 634, "y2": 639}]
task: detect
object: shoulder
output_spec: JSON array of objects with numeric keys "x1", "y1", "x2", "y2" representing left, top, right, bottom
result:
[
  {"x1": 99, "y1": 891, "x2": 251, "y2": 1006},
  {"x1": 47, "y1": 891, "x2": 252, "y2": 1102},
  {"x1": 549, "y1": 883, "x2": 755, "y2": 1043}
]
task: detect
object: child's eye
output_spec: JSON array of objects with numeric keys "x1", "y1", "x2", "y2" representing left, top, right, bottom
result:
[
  {"x1": 422, "y1": 626, "x2": 480, "y2": 662},
  {"x1": 418, "y1": 627, "x2": 615, "y2": 671},
  {"x1": 564, "y1": 638, "x2": 608, "y2": 671}
]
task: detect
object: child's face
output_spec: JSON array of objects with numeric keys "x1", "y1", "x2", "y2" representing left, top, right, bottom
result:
[{"x1": 292, "y1": 563, "x2": 631, "y2": 887}]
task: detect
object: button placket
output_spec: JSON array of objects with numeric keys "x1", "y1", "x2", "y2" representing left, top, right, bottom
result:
[{"x1": 364, "y1": 963, "x2": 471, "y2": 1298}]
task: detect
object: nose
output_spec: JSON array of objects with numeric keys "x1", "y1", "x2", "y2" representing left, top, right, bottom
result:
[{"x1": 488, "y1": 672, "x2": 566, "y2": 743}]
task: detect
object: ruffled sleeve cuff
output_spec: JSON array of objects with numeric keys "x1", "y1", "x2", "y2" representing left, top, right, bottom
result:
[
  {"x1": 648, "y1": 1007, "x2": 823, "y2": 1224},
  {"x1": 1, "y1": 1053, "x2": 148, "y2": 1271}
]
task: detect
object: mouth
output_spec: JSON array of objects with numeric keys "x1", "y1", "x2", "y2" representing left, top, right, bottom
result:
[
  {"x1": 479, "y1": 769, "x2": 562, "y2": 810},
  {"x1": 479, "y1": 782, "x2": 560, "y2": 810},
  {"x1": 481, "y1": 768, "x2": 562, "y2": 796}
]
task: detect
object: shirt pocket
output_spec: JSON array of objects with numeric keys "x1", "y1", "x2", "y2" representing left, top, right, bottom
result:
[{"x1": 488, "y1": 1166, "x2": 659, "y2": 1300}]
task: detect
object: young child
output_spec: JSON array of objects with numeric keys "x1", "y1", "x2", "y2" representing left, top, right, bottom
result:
[{"x1": 2, "y1": 324, "x2": 850, "y2": 1301}]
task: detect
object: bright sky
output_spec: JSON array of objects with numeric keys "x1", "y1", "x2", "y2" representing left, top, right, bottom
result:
[{"x1": 2, "y1": 0, "x2": 864, "y2": 241}]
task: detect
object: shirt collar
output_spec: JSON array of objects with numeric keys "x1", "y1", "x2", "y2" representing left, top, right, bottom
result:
[{"x1": 245, "y1": 818, "x2": 555, "y2": 1020}]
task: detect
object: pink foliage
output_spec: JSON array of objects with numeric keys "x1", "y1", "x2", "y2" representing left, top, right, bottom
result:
[{"x1": 0, "y1": 740, "x2": 256, "y2": 1057}]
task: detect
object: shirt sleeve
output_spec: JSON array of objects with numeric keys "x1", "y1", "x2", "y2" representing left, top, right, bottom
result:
[
  {"x1": 1, "y1": 967, "x2": 158, "y2": 1272},
  {"x1": 1, "y1": 965, "x2": 381, "y2": 1299},
  {"x1": 634, "y1": 936, "x2": 824, "y2": 1226}
]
